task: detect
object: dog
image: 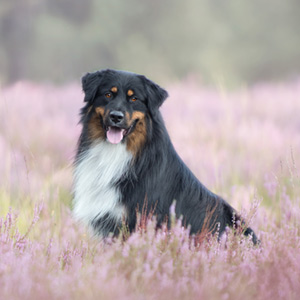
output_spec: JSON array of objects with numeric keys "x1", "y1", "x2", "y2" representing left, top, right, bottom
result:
[{"x1": 73, "y1": 69, "x2": 258, "y2": 244}]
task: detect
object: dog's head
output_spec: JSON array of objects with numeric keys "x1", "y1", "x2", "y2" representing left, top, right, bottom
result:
[{"x1": 80, "y1": 69, "x2": 168, "y2": 154}]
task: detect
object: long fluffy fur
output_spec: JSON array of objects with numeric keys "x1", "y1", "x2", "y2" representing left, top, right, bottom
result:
[{"x1": 73, "y1": 69, "x2": 258, "y2": 244}]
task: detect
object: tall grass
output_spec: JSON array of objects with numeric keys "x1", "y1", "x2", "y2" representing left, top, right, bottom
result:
[{"x1": 0, "y1": 80, "x2": 299, "y2": 299}]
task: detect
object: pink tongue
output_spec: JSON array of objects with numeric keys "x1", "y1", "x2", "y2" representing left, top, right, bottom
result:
[{"x1": 107, "y1": 127, "x2": 124, "y2": 144}]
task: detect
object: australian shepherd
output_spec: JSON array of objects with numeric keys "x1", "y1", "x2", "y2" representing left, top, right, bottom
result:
[{"x1": 73, "y1": 69, "x2": 258, "y2": 244}]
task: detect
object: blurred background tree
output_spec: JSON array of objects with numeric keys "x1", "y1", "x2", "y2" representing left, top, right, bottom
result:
[{"x1": 0, "y1": 0, "x2": 299, "y2": 86}]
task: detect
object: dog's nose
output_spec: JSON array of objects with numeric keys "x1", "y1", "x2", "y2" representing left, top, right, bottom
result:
[{"x1": 109, "y1": 111, "x2": 124, "y2": 124}]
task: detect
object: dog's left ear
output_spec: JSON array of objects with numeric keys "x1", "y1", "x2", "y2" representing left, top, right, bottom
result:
[
  {"x1": 140, "y1": 76, "x2": 168, "y2": 115},
  {"x1": 81, "y1": 71, "x2": 103, "y2": 103}
]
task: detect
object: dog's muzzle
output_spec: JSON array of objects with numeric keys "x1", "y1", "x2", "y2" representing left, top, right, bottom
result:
[{"x1": 104, "y1": 110, "x2": 137, "y2": 144}]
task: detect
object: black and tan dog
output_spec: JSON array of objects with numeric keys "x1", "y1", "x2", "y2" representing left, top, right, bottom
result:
[{"x1": 73, "y1": 69, "x2": 258, "y2": 243}]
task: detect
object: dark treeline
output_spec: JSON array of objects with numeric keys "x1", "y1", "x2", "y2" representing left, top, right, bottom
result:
[{"x1": 0, "y1": 0, "x2": 300, "y2": 85}]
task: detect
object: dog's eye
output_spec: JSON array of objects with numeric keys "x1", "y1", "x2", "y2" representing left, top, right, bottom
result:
[
  {"x1": 131, "y1": 97, "x2": 138, "y2": 102},
  {"x1": 105, "y1": 92, "x2": 112, "y2": 99}
]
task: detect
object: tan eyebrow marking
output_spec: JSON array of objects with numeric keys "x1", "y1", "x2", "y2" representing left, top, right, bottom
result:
[
  {"x1": 127, "y1": 89, "x2": 134, "y2": 97},
  {"x1": 111, "y1": 86, "x2": 118, "y2": 93}
]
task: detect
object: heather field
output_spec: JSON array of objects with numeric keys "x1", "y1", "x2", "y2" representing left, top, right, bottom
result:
[{"x1": 0, "y1": 80, "x2": 300, "y2": 299}]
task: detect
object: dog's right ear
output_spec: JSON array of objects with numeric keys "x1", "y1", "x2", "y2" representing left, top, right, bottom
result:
[{"x1": 81, "y1": 71, "x2": 103, "y2": 103}]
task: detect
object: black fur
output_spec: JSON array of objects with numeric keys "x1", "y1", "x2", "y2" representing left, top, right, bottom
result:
[{"x1": 74, "y1": 69, "x2": 258, "y2": 244}]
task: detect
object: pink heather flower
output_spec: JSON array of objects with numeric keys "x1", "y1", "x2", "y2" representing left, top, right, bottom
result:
[
  {"x1": 0, "y1": 80, "x2": 300, "y2": 300},
  {"x1": 264, "y1": 173, "x2": 278, "y2": 197}
]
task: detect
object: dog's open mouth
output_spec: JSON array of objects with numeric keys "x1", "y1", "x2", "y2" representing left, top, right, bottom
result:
[
  {"x1": 105, "y1": 121, "x2": 137, "y2": 144},
  {"x1": 106, "y1": 127, "x2": 126, "y2": 144}
]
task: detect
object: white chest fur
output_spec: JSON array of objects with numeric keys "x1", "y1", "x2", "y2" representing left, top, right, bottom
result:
[{"x1": 73, "y1": 142, "x2": 132, "y2": 235}]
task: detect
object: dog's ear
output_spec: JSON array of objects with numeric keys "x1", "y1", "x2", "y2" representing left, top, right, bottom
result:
[
  {"x1": 140, "y1": 76, "x2": 168, "y2": 115},
  {"x1": 81, "y1": 71, "x2": 103, "y2": 103}
]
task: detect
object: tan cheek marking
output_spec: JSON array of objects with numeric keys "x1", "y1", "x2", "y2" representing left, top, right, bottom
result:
[
  {"x1": 126, "y1": 112, "x2": 147, "y2": 156},
  {"x1": 88, "y1": 111, "x2": 106, "y2": 141},
  {"x1": 95, "y1": 106, "x2": 105, "y2": 118},
  {"x1": 96, "y1": 106, "x2": 111, "y2": 121},
  {"x1": 111, "y1": 86, "x2": 118, "y2": 93},
  {"x1": 127, "y1": 89, "x2": 134, "y2": 97},
  {"x1": 131, "y1": 111, "x2": 145, "y2": 121}
]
